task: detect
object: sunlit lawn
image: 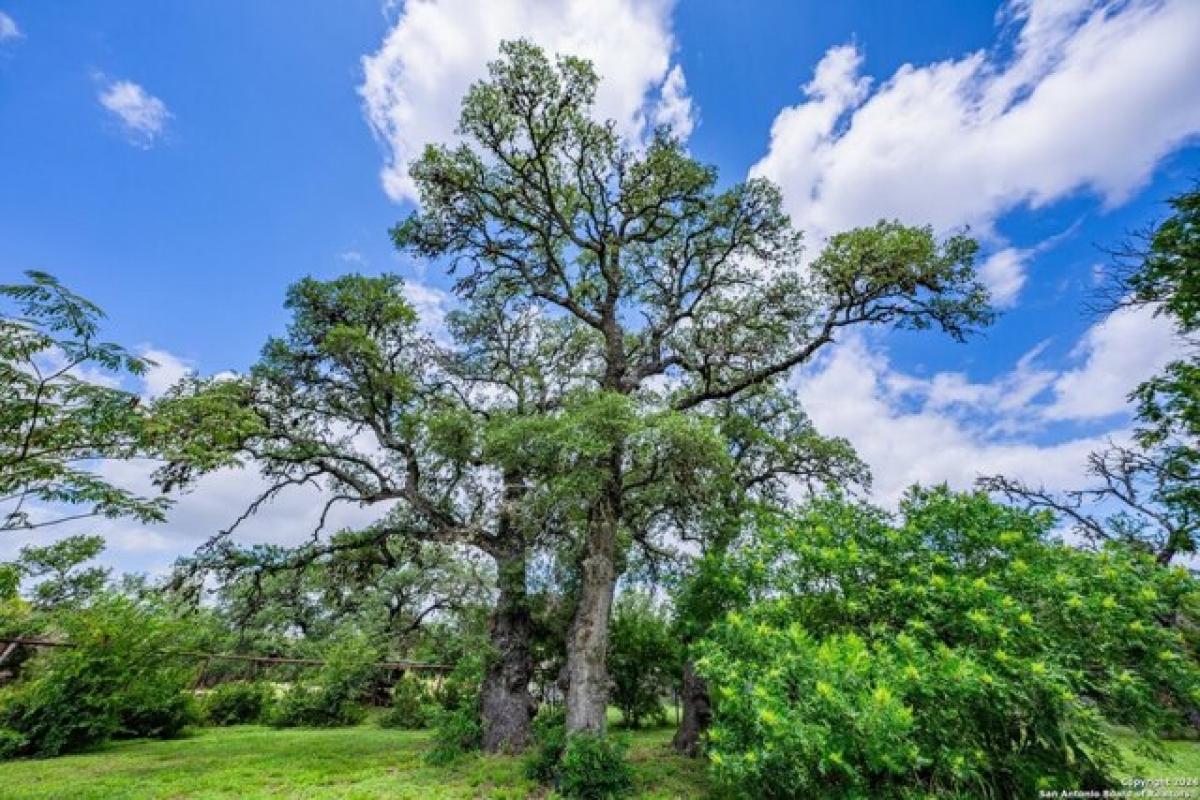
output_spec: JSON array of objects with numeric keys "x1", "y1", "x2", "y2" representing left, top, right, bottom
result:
[
  {"x1": 0, "y1": 721, "x2": 709, "y2": 800},
  {"x1": 1115, "y1": 732, "x2": 1200, "y2": 781},
  {"x1": 0, "y1": 722, "x2": 1197, "y2": 799}
]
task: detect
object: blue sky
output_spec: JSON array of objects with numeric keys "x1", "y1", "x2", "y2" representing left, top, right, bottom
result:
[{"x1": 1, "y1": 0, "x2": 1198, "y2": 573}]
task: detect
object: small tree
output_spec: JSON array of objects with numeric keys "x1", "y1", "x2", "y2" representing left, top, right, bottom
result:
[
  {"x1": 1, "y1": 271, "x2": 167, "y2": 533},
  {"x1": 606, "y1": 592, "x2": 678, "y2": 728}
]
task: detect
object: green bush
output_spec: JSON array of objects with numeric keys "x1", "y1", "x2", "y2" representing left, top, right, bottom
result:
[
  {"x1": 202, "y1": 682, "x2": 274, "y2": 726},
  {"x1": 378, "y1": 674, "x2": 433, "y2": 730},
  {"x1": 0, "y1": 728, "x2": 27, "y2": 760},
  {"x1": 424, "y1": 706, "x2": 483, "y2": 765},
  {"x1": 695, "y1": 489, "x2": 1200, "y2": 799},
  {"x1": 523, "y1": 706, "x2": 566, "y2": 783},
  {"x1": 607, "y1": 592, "x2": 678, "y2": 729},
  {"x1": 424, "y1": 648, "x2": 485, "y2": 763},
  {"x1": 0, "y1": 596, "x2": 197, "y2": 758},
  {"x1": 557, "y1": 733, "x2": 633, "y2": 799},
  {"x1": 116, "y1": 679, "x2": 197, "y2": 739},
  {"x1": 523, "y1": 708, "x2": 632, "y2": 799},
  {"x1": 269, "y1": 637, "x2": 375, "y2": 728}
]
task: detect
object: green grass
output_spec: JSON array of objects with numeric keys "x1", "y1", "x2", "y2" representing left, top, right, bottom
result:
[
  {"x1": 0, "y1": 723, "x2": 709, "y2": 800},
  {"x1": 1114, "y1": 732, "x2": 1200, "y2": 780},
  {"x1": 2, "y1": 723, "x2": 1197, "y2": 799}
]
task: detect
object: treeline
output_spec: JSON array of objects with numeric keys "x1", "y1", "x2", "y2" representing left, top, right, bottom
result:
[{"x1": 1, "y1": 40, "x2": 1197, "y2": 800}]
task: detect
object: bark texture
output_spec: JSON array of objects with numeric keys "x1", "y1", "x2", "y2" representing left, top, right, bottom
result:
[
  {"x1": 480, "y1": 548, "x2": 535, "y2": 753},
  {"x1": 563, "y1": 510, "x2": 619, "y2": 733},
  {"x1": 671, "y1": 659, "x2": 711, "y2": 757}
]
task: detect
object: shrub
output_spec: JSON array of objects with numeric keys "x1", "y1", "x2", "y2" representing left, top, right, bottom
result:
[
  {"x1": 427, "y1": 634, "x2": 488, "y2": 712},
  {"x1": 378, "y1": 674, "x2": 432, "y2": 730},
  {"x1": 695, "y1": 489, "x2": 1200, "y2": 799},
  {"x1": 0, "y1": 728, "x2": 27, "y2": 760},
  {"x1": 557, "y1": 733, "x2": 633, "y2": 799},
  {"x1": 0, "y1": 595, "x2": 198, "y2": 758},
  {"x1": 424, "y1": 706, "x2": 483, "y2": 765},
  {"x1": 116, "y1": 677, "x2": 197, "y2": 739},
  {"x1": 202, "y1": 682, "x2": 274, "y2": 726},
  {"x1": 424, "y1": 648, "x2": 485, "y2": 763},
  {"x1": 607, "y1": 592, "x2": 678, "y2": 728},
  {"x1": 270, "y1": 637, "x2": 375, "y2": 728},
  {"x1": 523, "y1": 706, "x2": 566, "y2": 784},
  {"x1": 523, "y1": 708, "x2": 632, "y2": 799}
]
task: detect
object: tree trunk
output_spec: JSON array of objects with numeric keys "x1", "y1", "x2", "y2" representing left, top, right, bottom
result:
[
  {"x1": 563, "y1": 503, "x2": 619, "y2": 734},
  {"x1": 671, "y1": 659, "x2": 711, "y2": 757},
  {"x1": 480, "y1": 547, "x2": 536, "y2": 753}
]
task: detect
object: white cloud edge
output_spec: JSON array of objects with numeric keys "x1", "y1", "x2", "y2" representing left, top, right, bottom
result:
[{"x1": 96, "y1": 77, "x2": 172, "y2": 148}]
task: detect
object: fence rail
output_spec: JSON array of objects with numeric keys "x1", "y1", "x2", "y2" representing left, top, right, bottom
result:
[{"x1": 0, "y1": 636, "x2": 453, "y2": 672}]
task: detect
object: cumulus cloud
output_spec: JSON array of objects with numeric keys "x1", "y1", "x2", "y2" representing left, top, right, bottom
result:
[
  {"x1": 359, "y1": 0, "x2": 692, "y2": 202},
  {"x1": 97, "y1": 78, "x2": 171, "y2": 148},
  {"x1": 797, "y1": 338, "x2": 1091, "y2": 505},
  {"x1": 652, "y1": 64, "x2": 694, "y2": 140},
  {"x1": 0, "y1": 458, "x2": 389, "y2": 579},
  {"x1": 978, "y1": 247, "x2": 1030, "y2": 308},
  {"x1": 794, "y1": 303, "x2": 1181, "y2": 505},
  {"x1": 1044, "y1": 303, "x2": 1186, "y2": 421},
  {"x1": 752, "y1": 0, "x2": 1200, "y2": 245},
  {"x1": 139, "y1": 348, "x2": 194, "y2": 400},
  {"x1": 0, "y1": 10, "x2": 20, "y2": 41}
]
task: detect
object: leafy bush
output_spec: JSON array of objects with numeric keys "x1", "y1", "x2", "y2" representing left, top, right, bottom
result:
[
  {"x1": 607, "y1": 592, "x2": 678, "y2": 728},
  {"x1": 0, "y1": 728, "x2": 27, "y2": 760},
  {"x1": 270, "y1": 639, "x2": 375, "y2": 728},
  {"x1": 696, "y1": 489, "x2": 1200, "y2": 799},
  {"x1": 523, "y1": 708, "x2": 632, "y2": 799},
  {"x1": 378, "y1": 674, "x2": 433, "y2": 730},
  {"x1": 202, "y1": 682, "x2": 274, "y2": 726},
  {"x1": 423, "y1": 648, "x2": 485, "y2": 763},
  {"x1": 0, "y1": 596, "x2": 197, "y2": 758},
  {"x1": 432, "y1": 655, "x2": 483, "y2": 713},
  {"x1": 524, "y1": 706, "x2": 566, "y2": 783},
  {"x1": 424, "y1": 707, "x2": 483, "y2": 765},
  {"x1": 557, "y1": 733, "x2": 633, "y2": 799},
  {"x1": 116, "y1": 677, "x2": 197, "y2": 739}
]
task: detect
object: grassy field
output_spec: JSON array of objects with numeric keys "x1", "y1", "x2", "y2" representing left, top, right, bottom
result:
[
  {"x1": 0, "y1": 723, "x2": 709, "y2": 800},
  {"x1": 1, "y1": 724, "x2": 1197, "y2": 799},
  {"x1": 1118, "y1": 734, "x2": 1200, "y2": 781}
]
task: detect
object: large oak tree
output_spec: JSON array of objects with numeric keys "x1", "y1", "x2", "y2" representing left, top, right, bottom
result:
[{"x1": 396, "y1": 40, "x2": 992, "y2": 733}]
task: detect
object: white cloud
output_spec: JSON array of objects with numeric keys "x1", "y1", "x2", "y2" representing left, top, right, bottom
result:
[
  {"x1": 139, "y1": 348, "x2": 194, "y2": 400},
  {"x1": 359, "y1": 0, "x2": 691, "y2": 202},
  {"x1": 0, "y1": 459, "x2": 390, "y2": 578},
  {"x1": 978, "y1": 247, "x2": 1029, "y2": 308},
  {"x1": 403, "y1": 279, "x2": 452, "y2": 340},
  {"x1": 339, "y1": 250, "x2": 367, "y2": 265},
  {"x1": 923, "y1": 343, "x2": 1057, "y2": 421},
  {"x1": 652, "y1": 64, "x2": 694, "y2": 140},
  {"x1": 796, "y1": 336, "x2": 1109, "y2": 505},
  {"x1": 97, "y1": 78, "x2": 171, "y2": 148},
  {"x1": 1044, "y1": 304, "x2": 1185, "y2": 421},
  {"x1": 0, "y1": 10, "x2": 20, "y2": 41},
  {"x1": 753, "y1": 0, "x2": 1200, "y2": 246},
  {"x1": 794, "y1": 303, "x2": 1181, "y2": 504}
]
